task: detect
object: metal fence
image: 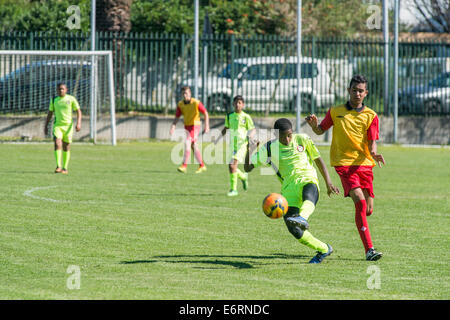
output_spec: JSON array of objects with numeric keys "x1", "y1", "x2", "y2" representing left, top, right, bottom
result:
[{"x1": 0, "y1": 31, "x2": 449, "y2": 116}]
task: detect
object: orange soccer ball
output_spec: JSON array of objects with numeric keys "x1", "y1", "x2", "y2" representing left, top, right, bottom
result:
[{"x1": 262, "y1": 193, "x2": 288, "y2": 219}]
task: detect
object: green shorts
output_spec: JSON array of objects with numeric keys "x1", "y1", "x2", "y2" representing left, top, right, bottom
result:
[
  {"x1": 281, "y1": 177, "x2": 320, "y2": 208},
  {"x1": 228, "y1": 142, "x2": 247, "y2": 164},
  {"x1": 53, "y1": 123, "x2": 74, "y2": 143}
]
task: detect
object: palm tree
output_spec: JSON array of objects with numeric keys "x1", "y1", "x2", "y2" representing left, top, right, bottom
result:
[
  {"x1": 96, "y1": 0, "x2": 133, "y2": 106},
  {"x1": 96, "y1": 0, "x2": 133, "y2": 32}
]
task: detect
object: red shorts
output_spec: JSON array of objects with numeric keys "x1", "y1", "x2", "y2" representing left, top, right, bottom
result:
[
  {"x1": 334, "y1": 166, "x2": 375, "y2": 198},
  {"x1": 184, "y1": 125, "x2": 201, "y2": 142}
]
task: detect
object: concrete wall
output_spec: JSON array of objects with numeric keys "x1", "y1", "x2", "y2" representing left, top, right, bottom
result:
[{"x1": 0, "y1": 115, "x2": 449, "y2": 145}]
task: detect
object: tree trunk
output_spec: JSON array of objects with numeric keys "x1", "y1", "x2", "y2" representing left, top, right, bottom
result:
[{"x1": 96, "y1": 0, "x2": 133, "y2": 110}]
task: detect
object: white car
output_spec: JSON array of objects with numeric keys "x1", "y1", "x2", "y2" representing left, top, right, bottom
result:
[{"x1": 181, "y1": 56, "x2": 335, "y2": 113}]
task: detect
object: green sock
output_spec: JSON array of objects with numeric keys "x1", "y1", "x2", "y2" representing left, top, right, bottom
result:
[
  {"x1": 230, "y1": 172, "x2": 238, "y2": 190},
  {"x1": 54, "y1": 149, "x2": 62, "y2": 168},
  {"x1": 236, "y1": 168, "x2": 247, "y2": 180},
  {"x1": 298, "y1": 230, "x2": 328, "y2": 253},
  {"x1": 299, "y1": 200, "x2": 316, "y2": 220},
  {"x1": 62, "y1": 151, "x2": 71, "y2": 169}
]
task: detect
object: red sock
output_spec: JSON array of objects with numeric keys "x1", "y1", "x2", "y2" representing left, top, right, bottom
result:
[
  {"x1": 183, "y1": 149, "x2": 191, "y2": 166},
  {"x1": 355, "y1": 199, "x2": 373, "y2": 253},
  {"x1": 367, "y1": 208, "x2": 373, "y2": 217},
  {"x1": 194, "y1": 148, "x2": 204, "y2": 167}
]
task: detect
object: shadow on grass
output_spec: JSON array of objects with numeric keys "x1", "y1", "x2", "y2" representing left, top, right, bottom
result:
[{"x1": 120, "y1": 253, "x2": 310, "y2": 269}]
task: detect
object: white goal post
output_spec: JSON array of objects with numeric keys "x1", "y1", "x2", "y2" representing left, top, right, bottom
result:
[{"x1": 0, "y1": 50, "x2": 116, "y2": 145}]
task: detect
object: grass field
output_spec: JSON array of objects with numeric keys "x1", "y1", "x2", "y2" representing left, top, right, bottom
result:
[{"x1": 0, "y1": 141, "x2": 449, "y2": 300}]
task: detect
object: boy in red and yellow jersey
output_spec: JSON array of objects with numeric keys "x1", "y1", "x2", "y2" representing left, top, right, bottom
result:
[
  {"x1": 306, "y1": 75, "x2": 385, "y2": 261},
  {"x1": 170, "y1": 86, "x2": 210, "y2": 173}
]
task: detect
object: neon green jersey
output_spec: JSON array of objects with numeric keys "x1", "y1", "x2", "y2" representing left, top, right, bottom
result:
[
  {"x1": 225, "y1": 111, "x2": 255, "y2": 148},
  {"x1": 49, "y1": 94, "x2": 80, "y2": 126},
  {"x1": 250, "y1": 133, "x2": 320, "y2": 187}
]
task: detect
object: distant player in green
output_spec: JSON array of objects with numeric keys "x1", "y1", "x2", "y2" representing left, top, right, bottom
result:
[
  {"x1": 245, "y1": 118, "x2": 340, "y2": 263},
  {"x1": 44, "y1": 83, "x2": 82, "y2": 174},
  {"x1": 218, "y1": 95, "x2": 255, "y2": 197}
]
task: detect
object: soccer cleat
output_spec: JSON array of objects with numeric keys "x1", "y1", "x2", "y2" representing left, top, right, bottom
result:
[
  {"x1": 242, "y1": 173, "x2": 249, "y2": 190},
  {"x1": 285, "y1": 216, "x2": 310, "y2": 230},
  {"x1": 227, "y1": 190, "x2": 238, "y2": 197},
  {"x1": 177, "y1": 165, "x2": 187, "y2": 173},
  {"x1": 309, "y1": 244, "x2": 333, "y2": 264},
  {"x1": 61, "y1": 169, "x2": 69, "y2": 174},
  {"x1": 54, "y1": 167, "x2": 62, "y2": 173},
  {"x1": 195, "y1": 165, "x2": 207, "y2": 174},
  {"x1": 366, "y1": 248, "x2": 383, "y2": 261}
]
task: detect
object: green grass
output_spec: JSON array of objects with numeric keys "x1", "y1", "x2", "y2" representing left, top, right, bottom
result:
[{"x1": 0, "y1": 142, "x2": 449, "y2": 299}]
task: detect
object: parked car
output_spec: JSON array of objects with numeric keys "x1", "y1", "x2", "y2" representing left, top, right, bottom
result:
[
  {"x1": 179, "y1": 56, "x2": 335, "y2": 113},
  {"x1": 0, "y1": 60, "x2": 91, "y2": 113},
  {"x1": 398, "y1": 72, "x2": 450, "y2": 115}
]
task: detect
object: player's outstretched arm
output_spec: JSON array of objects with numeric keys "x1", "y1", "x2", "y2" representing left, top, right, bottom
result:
[
  {"x1": 305, "y1": 114, "x2": 325, "y2": 135},
  {"x1": 244, "y1": 141, "x2": 256, "y2": 173},
  {"x1": 44, "y1": 111, "x2": 53, "y2": 136},
  {"x1": 314, "y1": 157, "x2": 340, "y2": 197},
  {"x1": 76, "y1": 108, "x2": 82, "y2": 132},
  {"x1": 169, "y1": 117, "x2": 180, "y2": 135},
  {"x1": 213, "y1": 127, "x2": 227, "y2": 145},
  {"x1": 203, "y1": 109, "x2": 210, "y2": 133},
  {"x1": 369, "y1": 140, "x2": 385, "y2": 167}
]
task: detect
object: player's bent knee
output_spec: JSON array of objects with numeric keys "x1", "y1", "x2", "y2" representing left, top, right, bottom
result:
[
  {"x1": 283, "y1": 207, "x2": 304, "y2": 239},
  {"x1": 302, "y1": 183, "x2": 319, "y2": 205}
]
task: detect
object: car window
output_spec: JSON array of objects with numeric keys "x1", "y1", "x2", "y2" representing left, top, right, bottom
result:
[
  {"x1": 279, "y1": 63, "x2": 318, "y2": 79},
  {"x1": 414, "y1": 64, "x2": 426, "y2": 75},
  {"x1": 430, "y1": 74, "x2": 450, "y2": 87},
  {"x1": 219, "y1": 63, "x2": 246, "y2": 79},
  {"x1": 242, "y1": 65, "x2": 265, "y2": 80}
]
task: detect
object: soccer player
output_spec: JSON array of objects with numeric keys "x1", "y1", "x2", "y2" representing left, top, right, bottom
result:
[
  {"x1": 170, "y1": 86, "x2": 210, "y2": 173},
  {"x1": 245, "y1": 118, "x2": 340, "y2": 264},
  {"x1": 305, "y1": 74, "x2": 385, "y2": 261},
  {"x1": 44, "y1": 83, "x2": 82, "y2": 174},
  {"x1": 218, "y1": 95, "x2": 255, "y2": 197}
]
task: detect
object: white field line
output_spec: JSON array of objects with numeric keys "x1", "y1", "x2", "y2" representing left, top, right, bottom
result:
[{"x1": 23, "y1": 186, "x2": 63, "y2": 203}]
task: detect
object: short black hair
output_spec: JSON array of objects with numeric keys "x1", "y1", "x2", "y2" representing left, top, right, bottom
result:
[
  {"x1": 181, "y1": 86, "x2": 191, "y2": 93},
  {"x1": 274, "y1": 118, "x2": 292, "y2": 132},
  {"x1": 349, "y1": 75, "x2": 368, "y2": 89},
  {"x1": 233, "y1": 95, "x2": 244, "y2": 104},
  {"x1": 57, "y1": 82, "x2": 67, "y2": 88}
]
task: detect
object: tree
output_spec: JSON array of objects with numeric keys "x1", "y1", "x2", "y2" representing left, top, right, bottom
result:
[
  {"x1": 96, "y1": 0, "x2": 133, "y2": 32},
  {"x1": 96, "y1": 0, "x2": 133, "y2": 106},
  {"x1": 408, "y1": 0, "x2": 449, "y2": 32},
  {"x1": 1, "y1": 0, "x2": 90, "y2": 33}
]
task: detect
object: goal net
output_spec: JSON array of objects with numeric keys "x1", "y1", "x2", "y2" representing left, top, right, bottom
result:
[{"x1": 0, "y1": 50, "x2": 116, "y2": 145}]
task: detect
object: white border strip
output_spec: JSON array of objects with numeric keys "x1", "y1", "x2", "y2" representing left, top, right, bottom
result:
[{"x1": 23, "y1": 186, "x2": 61, "y2": 203}]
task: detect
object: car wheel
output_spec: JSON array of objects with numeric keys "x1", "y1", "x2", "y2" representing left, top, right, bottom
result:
[
  {"x1": 207, "y1": 95, "x2": 230, "y2": 113},
  {"x1": 424, "y1": 100, "x2": 441, "y2": 115}
]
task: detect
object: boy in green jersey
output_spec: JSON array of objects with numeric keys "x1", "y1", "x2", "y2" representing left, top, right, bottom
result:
[
  {"x1": 218, "y1": 96, "x2": 256, "y2": 197},
  {"x1": 44, "y1": 83, "x2": 82, "y2": 174},
  {"x1": 245, "y1": 118, "x2": 340, "y2": 263}
]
